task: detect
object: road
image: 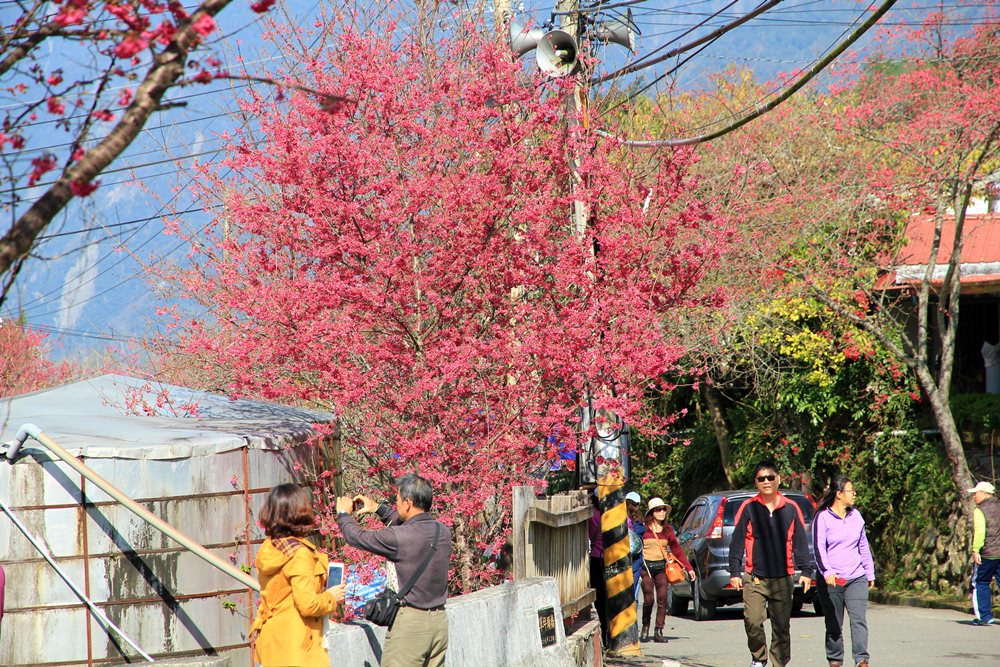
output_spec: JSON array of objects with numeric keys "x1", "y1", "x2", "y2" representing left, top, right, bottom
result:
[{"x1": 630, "y1": 602, "x2": 1000, "y2": 666}]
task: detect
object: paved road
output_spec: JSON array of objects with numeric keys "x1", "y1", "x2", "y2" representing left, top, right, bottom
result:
[{"x1": 632, "y1": 602, "x2": 1000, "y2": 666}]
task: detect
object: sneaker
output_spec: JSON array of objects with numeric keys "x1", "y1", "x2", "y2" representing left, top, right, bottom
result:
[
  {"x1": 750, "y1": 661, "x2": 766, "y2": 667},
  {"x1": 973, "y1": 618, "x2": 993, "y2": 626}
]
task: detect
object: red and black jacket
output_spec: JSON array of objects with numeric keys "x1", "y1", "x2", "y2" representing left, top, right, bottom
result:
[{"x1": 728, "y1": 493, "x2": 814, "y2": 579}]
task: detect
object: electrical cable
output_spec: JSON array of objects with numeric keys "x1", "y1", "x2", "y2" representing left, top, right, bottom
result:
[
  {"x1": 593, "y1": 0, "x2": 784, "y2": 85},
  {"x1": 10, "y1": 1, "x2": 326, "y2": 326},
  {"x1": 601, "y1": 0, "x2": 899, "y2": 147}
]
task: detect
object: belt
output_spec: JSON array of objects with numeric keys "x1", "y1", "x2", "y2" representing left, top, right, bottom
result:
[{"x1": 408, "y1": 605, "x2": 446, "y2": 612}]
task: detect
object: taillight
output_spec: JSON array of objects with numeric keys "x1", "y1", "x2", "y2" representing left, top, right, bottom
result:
[{"x1": 707, "y1": 497, "x2": 727, "y2": 539}]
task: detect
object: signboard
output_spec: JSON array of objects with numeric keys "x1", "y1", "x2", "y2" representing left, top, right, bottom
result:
[{"x1": 537, "y1": 606, "x2": 557, "y2": 648}]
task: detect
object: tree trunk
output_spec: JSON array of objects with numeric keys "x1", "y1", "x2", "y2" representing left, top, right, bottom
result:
[
  {"x1": 919, "y1": 370, "x2": 975, "y2": 523},
  {"x1": 700, "y1": 381, "x2": 735, "y2": 487},
  {"x1": 452, "y1": 514, "x2": 474, "y2": 592}
]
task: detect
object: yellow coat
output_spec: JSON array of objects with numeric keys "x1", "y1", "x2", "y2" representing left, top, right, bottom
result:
[{"x1": 251, "y1": 537, "x2": 339, "y2": 667}]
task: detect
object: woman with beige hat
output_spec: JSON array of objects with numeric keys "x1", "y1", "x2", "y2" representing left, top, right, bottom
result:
[{"x1": 640, "y1": 496, "x2": 695, "y2": 643}]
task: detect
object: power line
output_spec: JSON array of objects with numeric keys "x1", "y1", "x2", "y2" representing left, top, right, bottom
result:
[
  {"x1": 603, "y1": 0, "x2": 900, "y2": 147},
  {"x1": 11, "y1": 1, "x2": 329, "y2": 325}
]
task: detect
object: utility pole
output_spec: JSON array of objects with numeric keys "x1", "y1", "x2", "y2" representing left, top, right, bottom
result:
[
  {"x1": 559, "y1": 0, "x2": 641, "y2": 657},
  {"x1": 505, "y1": 1, "x2": 640, "y2": 656}
]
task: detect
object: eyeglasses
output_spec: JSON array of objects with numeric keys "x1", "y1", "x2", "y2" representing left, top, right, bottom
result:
[
  {"x1": 652, "y1": 508, "x2": 667, "y2": 512},
  {"x1": 756, "y1": 474, "x2": 777, "y2": 482}
]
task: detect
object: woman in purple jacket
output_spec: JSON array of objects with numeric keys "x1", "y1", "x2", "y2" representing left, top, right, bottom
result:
[{"x1": 812, "y1": 475, "x2": 876, "y2": 667}]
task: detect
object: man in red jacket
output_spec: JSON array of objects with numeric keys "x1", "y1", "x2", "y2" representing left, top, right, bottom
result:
[{"x1": 729, "y1": 459, "x2": 813, "y2": 667}]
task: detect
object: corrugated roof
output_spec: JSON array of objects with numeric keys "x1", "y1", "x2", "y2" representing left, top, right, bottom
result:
[
  {"x1": 882, "y1": 213, "x2": 1000, "y2": 290},
  {"x1": 0, "y1": 374, "x2": 333, "y2": 460}
]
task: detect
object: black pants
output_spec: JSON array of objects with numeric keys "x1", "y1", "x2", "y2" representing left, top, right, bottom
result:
[{"x1": 590, "y1": 555, "x2": 608, "y2": 643}]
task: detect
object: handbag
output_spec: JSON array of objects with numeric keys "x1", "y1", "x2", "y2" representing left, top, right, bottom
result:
[
  {"x1": 650, "y1": 527, "x2": 687, "y2": 585},
  {"x1": 664, "y1": 555, "x2": 686, "y2": 585},
  {"x1": 364, "y1": 523, "x2": 441, "y2": 627}
]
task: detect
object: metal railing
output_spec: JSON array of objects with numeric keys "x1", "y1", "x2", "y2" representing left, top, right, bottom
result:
[
  {"x1": 4, "y1": 423, "x2": 259, "y2": 591},
  {"x1": 0, "y1": 493, "x2": 155, "y2": 662}
]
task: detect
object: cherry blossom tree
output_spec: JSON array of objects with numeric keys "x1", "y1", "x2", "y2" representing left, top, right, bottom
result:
[
  {"x1": 800, "y1": 13, "x2": 1000, "y2": 511},
  {"x1": 157, "y1": 23, "x2": 731, "y2": 590},
  {"x1": 0, "y1": 0, "x2": 278, "y2": 302},
  {"x1": 0, "y1": 316, "x2": 78, "y2": 395}
]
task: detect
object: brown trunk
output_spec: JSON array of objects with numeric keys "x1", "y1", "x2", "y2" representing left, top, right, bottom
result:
[
  {"x1": 919, "y1": 371, "x2": 975, "y2": 524},
  {"x1": 452, "y1": 514, "x2": 473, "y2": 592},
  {"x1": 0, "y1": 0, "x2": 235, "y2": 283},
  {"x1": 700, "y1": 381, "x2": 735, "y2": 487}
]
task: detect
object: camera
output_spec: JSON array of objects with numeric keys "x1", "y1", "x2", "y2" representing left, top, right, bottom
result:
[{"x1": 353, "y1": 498, "x2": 365, "y2": 512}]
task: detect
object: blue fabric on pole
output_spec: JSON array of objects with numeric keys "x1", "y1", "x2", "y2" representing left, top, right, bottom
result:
[{"x1": 344, "y1": 566, "x2": 387, "y2": 617}]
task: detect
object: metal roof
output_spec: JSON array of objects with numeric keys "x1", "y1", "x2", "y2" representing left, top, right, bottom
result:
[
  {"x1": 0, "y1": 374, "x2": 333, "y2": 460},
  {"x1": 876, "y1": 213, "x2": 1000, "y2": 292},
  {"x1": 883, "y1": 213, "x2": 1000, "y2": 290}
]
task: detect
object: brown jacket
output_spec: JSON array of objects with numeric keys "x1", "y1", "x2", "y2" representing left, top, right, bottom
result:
[{"x1": 251, "y1": 537, "x2": 339, "y2": 667}]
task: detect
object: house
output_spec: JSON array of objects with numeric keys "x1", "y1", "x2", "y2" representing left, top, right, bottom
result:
[{"x1": 878, "y1": 211, "x2": 1000, "y2": 393}]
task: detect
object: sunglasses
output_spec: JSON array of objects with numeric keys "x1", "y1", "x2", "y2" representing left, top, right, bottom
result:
[{"x1": 756, "y1": 474, "x2": 777, "y2": 482}]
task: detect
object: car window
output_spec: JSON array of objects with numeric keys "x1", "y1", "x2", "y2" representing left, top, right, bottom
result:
[
  {"x1": 680, "y1": 501, "x2": 707, "y2": 531},
  {"x1": 789, "y1": 495, "x2": 815, "y2": 523},
  {"x1": 722, "y1": 496, "x2": 752, "y2": 525}
]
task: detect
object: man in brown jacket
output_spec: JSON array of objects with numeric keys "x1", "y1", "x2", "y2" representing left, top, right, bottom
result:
[{"x1": 336, "y1": 473, "x2": 452, "y2": 666}]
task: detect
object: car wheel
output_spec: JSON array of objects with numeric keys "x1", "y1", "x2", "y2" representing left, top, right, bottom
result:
[
  {"x1": 813, "y1": 597, "x2": 824, "y2": 616},
  {"x1": 667, "y1": 584, "x2": 688, "y2": 616},
  {"x1": 692, "y1": 579, "x2": 717, "y2": 621}
]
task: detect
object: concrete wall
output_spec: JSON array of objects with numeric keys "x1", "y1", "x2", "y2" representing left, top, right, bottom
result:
[
  {"x1": 327, "y1": 577, "x2": 584, "y2": 667},
  {"x1": 110, "y1": 656, "x2": 231, "y2": 667}
]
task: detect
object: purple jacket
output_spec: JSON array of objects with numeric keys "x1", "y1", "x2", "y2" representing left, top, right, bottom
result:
[
  {"x1": 812, "y1": 507, "x2": 875, "y2": 582},
  {"x1": 589, "y1": 507, "x2": 603, "y2": 557}
]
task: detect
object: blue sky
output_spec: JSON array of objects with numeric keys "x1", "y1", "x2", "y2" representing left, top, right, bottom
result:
[{"x1": 1, "y1": 0, "x2": 991, "y2": 363}]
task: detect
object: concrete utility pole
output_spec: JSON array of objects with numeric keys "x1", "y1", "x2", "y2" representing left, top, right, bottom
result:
[
  {"x1": 504, "y1": 0, "x2": 640, "y2": 655},
  {"x1": 557, "y1": 0, "x2": 641, "y2": 657},
  {"x1": 494, "y1": 0, "x2": 511, "y2": 39}
]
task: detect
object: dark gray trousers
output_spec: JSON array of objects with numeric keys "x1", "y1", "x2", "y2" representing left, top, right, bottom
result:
[{"x1": 817, "y1": 575, "x2": 870, "y2": 665}]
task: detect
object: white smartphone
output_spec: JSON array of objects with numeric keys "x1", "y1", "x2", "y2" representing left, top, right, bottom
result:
[{"x1": 328, "y1": 562, "x2": 345, "y2": 587}]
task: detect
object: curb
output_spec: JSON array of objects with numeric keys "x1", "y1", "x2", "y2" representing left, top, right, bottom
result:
[
  {"x1": 605, "y1": 657, "x2": 684, "y2": 667},
  {"x1": 870, "y1": 590, "x2": 970, "y2": 613}
]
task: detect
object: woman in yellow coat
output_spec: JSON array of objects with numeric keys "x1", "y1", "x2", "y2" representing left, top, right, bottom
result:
[{"x1": 251, "y1": 484, "x2": 346, "y2": 667}]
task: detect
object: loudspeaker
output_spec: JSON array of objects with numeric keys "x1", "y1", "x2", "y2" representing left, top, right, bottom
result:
[
  {"x1": 509, "y1": 21, "x2": 545, "y2": 57},
  {"x1": 591, "y1": 9, "x2": 636, "y2": 52},
  {"x1": 536, "y1": 29, "x2": 578, "y2": 77}
]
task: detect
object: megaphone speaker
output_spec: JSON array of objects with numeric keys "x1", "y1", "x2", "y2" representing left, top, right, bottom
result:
[
  {"x1": 536, "y1": 29, "x2": 578, "y2": 77},
  {"x1": 591, "y1": 9, "x2": 636, "y2": 52},
  {"x1": 510, "y1": 21, "x2": 545, "y2": 57}
]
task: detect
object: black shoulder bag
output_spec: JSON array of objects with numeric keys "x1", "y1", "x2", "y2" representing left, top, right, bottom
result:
[{"x1": 364, "y1": 523, "x2": 441, "y2": 627}]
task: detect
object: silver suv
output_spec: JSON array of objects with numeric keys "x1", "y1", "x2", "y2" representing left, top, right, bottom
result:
[{"x1": 665, "y1": 490, "x2": 820, "y2": 620}]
